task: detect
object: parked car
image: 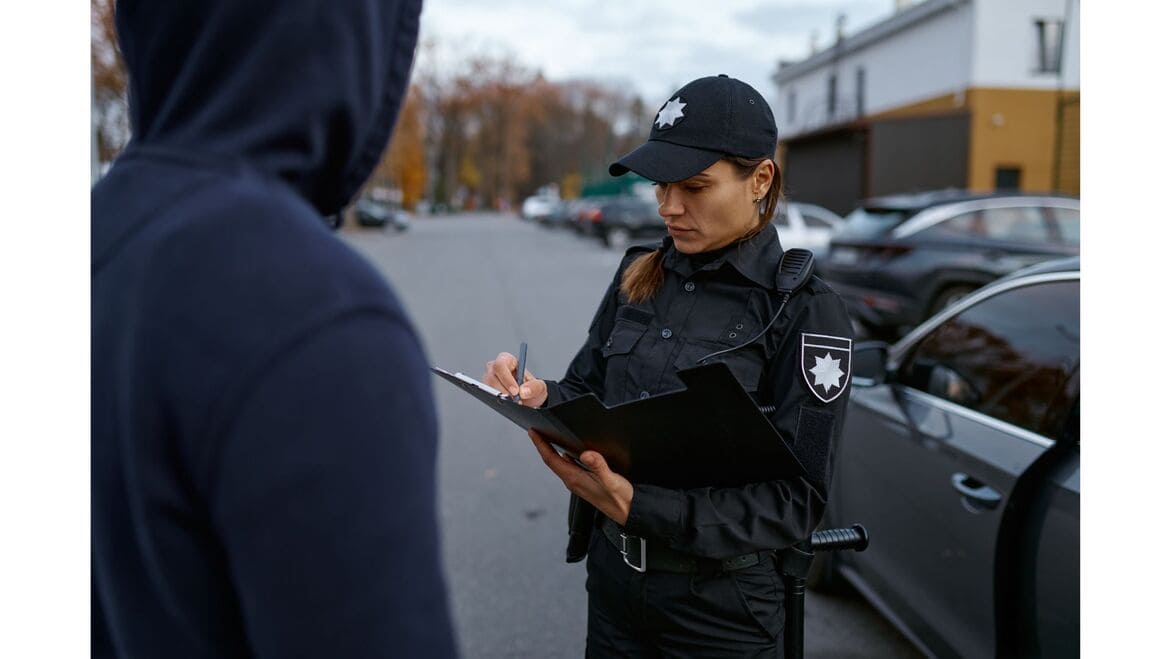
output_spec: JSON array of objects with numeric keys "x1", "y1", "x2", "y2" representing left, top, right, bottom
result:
[
  {"x1": 576, "y1": 196, "x2": 664, "y2": 248},
  {"x1": 772, "y1": 201, "x2": 843, "y2": 262},
  {"x1": 814, "y1": 257, "x2": 1080, "y2": 658},
  {"x1": 521, "y1": 194, "x2": 563, "y2": 224},
  {"x1": 546, "y1": 198, "x2": 585, "y2": 230},
  {"x1": 353, "y1": 198, "x2": 410, "y2": 231},
  {"x1": 820, "y1": 190, "x2": 1078, "y2": 340}
]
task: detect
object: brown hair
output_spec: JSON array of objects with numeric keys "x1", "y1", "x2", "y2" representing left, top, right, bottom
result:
[{"x1": 620, "y1": 156, "x2": 784, "y2": 304}]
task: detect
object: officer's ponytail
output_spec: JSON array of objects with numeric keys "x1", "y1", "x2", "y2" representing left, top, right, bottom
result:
[
  {"x1": 620, "y1": 156, "x2": 783, "y2": 304},
  {"x1": 620, "y1": 249, "x2": 667, "y2": 305}
]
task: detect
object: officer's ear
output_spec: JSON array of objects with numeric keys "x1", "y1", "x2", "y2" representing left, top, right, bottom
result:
[{"x1": 751, "y1": 161, "x2": 775, "y2": 198}]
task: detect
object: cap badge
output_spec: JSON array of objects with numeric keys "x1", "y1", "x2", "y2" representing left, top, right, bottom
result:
[{"x1": 655, "y1": 97, "x2": 687, "y2": 129}]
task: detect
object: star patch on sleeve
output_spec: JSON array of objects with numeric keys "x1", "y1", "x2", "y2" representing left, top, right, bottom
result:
[{"x1": 800, "y1": 333, "x2": 853, "y2": 403}]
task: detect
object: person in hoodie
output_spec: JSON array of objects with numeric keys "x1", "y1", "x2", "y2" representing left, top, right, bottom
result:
[{"x1": 91, "y1": 1, "x2": 457, "y2": 657}]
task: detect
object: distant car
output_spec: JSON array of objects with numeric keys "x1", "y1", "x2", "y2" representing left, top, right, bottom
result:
[
  {"x1": 354, "y1": 198, "x2": 410, "y2": 232},
  {"x1": 815, "y1": 257, "x2": 1080, "y2": 658},
  {"x1": 545, "y1": 198, "x2": 585, "y2": 230},
  {"x1": 521, "y1": 195, "x2": 563, "y2": 223},
  {"x1": 577, "y1": 196, "x2": 664, "y2": 248},
  {"x1": 388, "y1": 208, "x2": 411, "y2": 232},
  {"x1": 772, "y1": 201, "x2": 843, "y2": 262},
  {"x1": 820, "y1": 190, "x2": 1078, "y2": 340}
]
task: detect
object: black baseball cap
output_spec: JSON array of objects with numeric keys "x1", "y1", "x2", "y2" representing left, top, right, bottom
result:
[{"x1": 609, "y1": 74, "x2": 778, "y2": 183}]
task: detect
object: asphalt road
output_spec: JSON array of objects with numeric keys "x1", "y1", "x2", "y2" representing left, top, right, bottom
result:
[{"x1": 341, "y1": 212, "x2": 922, "y2": 659}]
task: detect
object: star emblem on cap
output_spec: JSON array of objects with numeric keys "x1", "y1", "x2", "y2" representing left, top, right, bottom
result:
[{"x1": 655, "y1": 97, "x2": 687, "y2": 129}]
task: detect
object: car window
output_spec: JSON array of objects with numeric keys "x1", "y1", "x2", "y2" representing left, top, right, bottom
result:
[
  {"x1": 837, "y1": 207, "x2": 910, "y2": 239},
  {"x1": 1051, "y1": 207, "x2": 1080, "y2": 246},
  {"x1": 981, "y1": 206, "x2": 1053, "y2": 244},
  {"x1": 917, "y1": 210, "x2": 984, "y2": 239},
  {"x1": 802, "y1": 211, "x2": 835, "y2": 229},
  {"x1": 898, "y1": 280, "x2": 1079, "y2": 438}
]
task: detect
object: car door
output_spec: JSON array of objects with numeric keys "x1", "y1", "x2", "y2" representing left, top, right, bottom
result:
[
  {"x1": 832, "y1": 272, "x2": 1080, "y2": 658},
  {"x1": 796, "y1": 206, "x2": 840, "y2": 250},
  {"x1": 774, "y1": 205, "x2": 799, "y2": 249},
  {"x1": 977, "y1": 205, "x2": 1079, "y2": 266}
]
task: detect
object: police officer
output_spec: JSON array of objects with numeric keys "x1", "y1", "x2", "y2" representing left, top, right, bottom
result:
[{"x1": 483, "y1": 75, "x2": 854, "y2": 657}]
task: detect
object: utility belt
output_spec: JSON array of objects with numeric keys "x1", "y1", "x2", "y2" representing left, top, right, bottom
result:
[{"x1": 599, "y1": 517, "x2": 773, "y2": 574}]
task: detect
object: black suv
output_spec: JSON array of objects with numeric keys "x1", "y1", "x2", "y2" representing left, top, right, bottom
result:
[
  {"x1": 820, "y1": 190, "x2": 1078, "y2": 339},
  {"x1": 577, "y1": 196, "x2": 664, "y2": 248}
]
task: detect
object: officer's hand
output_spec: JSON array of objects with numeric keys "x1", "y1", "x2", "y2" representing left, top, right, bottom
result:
[
  {"x1": 529, "y1": 429, "x2": 633, "y2": 526},
  {"x1": 483, "y1": 352, "x2": 548, "y2": 407}
]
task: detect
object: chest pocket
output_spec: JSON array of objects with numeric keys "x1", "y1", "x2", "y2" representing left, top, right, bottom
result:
[
  {"x1": 673, "y1": 337, "x2": 766, "y2": 395},
  {"x1": 602, "y1": 319, "x2": 647, "y2": 399}
]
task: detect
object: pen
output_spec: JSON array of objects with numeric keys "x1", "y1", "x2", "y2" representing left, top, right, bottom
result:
[{"x1": 513, "y1": 341, "x2": 527, "y2": 402}]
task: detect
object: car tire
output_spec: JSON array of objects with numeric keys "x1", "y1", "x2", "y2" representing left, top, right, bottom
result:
[
  {"x1": 928, "y1": 284, "x2": 977, "y2": 318},
  {"x1": 604, "y1": 226, "x2": 631, "y2": 250}
]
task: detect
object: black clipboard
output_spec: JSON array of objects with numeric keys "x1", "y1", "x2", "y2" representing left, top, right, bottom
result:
[{"x1": 431, "y1": 362, "x2": 806, "y2": 489}]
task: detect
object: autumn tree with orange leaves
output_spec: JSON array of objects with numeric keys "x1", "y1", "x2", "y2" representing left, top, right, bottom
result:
[
  {"x1": 416, "y1": 49, "x2": 649, "y2": 211},
  {"x1": 91, "y1": 9, "x2": 649, "y2": 211}
]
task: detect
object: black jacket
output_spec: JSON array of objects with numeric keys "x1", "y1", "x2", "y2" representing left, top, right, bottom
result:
[
  {"x1": 547, "y1": 227, "x2": 854, "y2": 560},
  {"x1": 91, "y1": 1, "x2": 456, "y2": 657}
]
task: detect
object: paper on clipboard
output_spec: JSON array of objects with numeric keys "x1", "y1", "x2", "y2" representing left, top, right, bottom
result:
[{"x1": 431, "y1": 362, "x2": 807, "y2": 489}]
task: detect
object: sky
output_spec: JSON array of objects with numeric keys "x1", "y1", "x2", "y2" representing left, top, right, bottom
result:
[{"x1": 418, "y1": 0, "x2": 898, "y2": 110}]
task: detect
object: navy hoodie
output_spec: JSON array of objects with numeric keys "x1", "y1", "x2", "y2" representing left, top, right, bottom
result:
[{"x1": 91, "y1": 1, "x2": 457, "y2": 657}]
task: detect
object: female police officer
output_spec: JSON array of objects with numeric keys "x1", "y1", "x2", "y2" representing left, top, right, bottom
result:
[{"x1": 483, "y1": 75, "x2": 854, "y2": 657}]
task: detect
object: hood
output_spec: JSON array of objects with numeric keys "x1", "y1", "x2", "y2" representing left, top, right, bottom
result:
[{"x1": 115, "y1": 0, "x2": 422, "y2": 215}]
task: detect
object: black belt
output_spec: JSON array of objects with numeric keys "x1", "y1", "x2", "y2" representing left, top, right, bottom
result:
[{"x1": 600, "y1": 518, "x2": 771, "y2": 574}]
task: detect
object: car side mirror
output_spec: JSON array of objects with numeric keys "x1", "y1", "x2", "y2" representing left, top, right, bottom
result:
[{"x1": 851, "y1": 341, "x2": 890, "y2": 387}]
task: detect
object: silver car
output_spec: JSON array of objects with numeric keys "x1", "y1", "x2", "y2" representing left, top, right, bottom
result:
[{"x1": 815, "y1": 257, "x2": 1080, "y2": 658}]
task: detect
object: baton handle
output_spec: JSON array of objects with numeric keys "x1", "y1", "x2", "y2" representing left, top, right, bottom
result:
[{"x1": 810, "y1": 524, "x2": 869, "y2": 552}]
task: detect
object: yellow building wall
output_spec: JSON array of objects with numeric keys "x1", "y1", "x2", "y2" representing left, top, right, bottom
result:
[
  {"x1": 1053, "y1": 93, "x2": 1080, "y2": 196},
  {"x1": 965, "y1": 87, "x2": 1079, "y2": 195},
  {"x1": 867, "y1": 91, "x2": 969, "y2": 121}
]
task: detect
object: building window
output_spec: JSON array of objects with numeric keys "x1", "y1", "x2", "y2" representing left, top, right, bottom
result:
[
  {"x1": 1034, "y1": 19, "x2": 1064, "y2": 73},
  {"x1": 788, "y1": 90, "x2": 796, "y2": 124},
  {"x1": 827, "y1": 74, "x2": 838, "y2": 118},
  {"x1": 995, "y1": 166, "x2": 1022, "y2": 190},
  {"x1": 855, "y1": 67, "x2": 865, "y2": 117}
]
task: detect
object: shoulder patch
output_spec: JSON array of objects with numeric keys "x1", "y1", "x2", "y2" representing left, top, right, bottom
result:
[{"x1": 800, "y1": 332, "x2": 852, "y2": 403}]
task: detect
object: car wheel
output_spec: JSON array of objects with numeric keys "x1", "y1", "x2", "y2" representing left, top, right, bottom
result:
[
  {"x1": 928, "y1": 284, "x2": 977, "y2": 318},
  {"x1": 604, "y1": 226, "x2": 631, "y2": 250}
]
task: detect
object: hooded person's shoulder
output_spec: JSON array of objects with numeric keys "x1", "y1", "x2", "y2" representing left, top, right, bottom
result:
[{"x1": 139, "y1": 170, "x2": 411, "y2": 349}]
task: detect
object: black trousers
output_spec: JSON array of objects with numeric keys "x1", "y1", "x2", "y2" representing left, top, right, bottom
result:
[{"x1": 585, "y1": 532, "x2": 785, "y2": 658}]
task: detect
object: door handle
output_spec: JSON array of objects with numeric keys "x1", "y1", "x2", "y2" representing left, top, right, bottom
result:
[{"x1": 951, "y1": 472, "x2": 1002, "y2": 512}]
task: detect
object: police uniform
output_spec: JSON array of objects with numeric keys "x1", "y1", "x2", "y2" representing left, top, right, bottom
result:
[
  {"x1": 539, "y1": 74, "x2": 855, "y2": 657},
  {"x1": 543, "y1": 224, "x2": 854, "y2": 657}
]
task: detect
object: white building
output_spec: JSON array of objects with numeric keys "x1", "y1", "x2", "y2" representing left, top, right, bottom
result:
[{"x1": 772, "y1": 0, "x2": 1079, "y2": 213}]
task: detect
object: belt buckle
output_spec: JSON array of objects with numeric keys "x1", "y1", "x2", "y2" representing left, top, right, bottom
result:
[{"x1": 619, "y1": 531, "x2": 647, "y2": 573}]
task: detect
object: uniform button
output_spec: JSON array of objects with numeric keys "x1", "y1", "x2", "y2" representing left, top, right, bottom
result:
[
  {"x1": 684, "y1": 282, "x2": 696, "y2": 292},
  {"x1": 639, "y1": 391, "x2": 650, "y2": 399},
  {"x1": 661, "y1": 328, "x2": 673, "y2": 339},
  {"x1": 605, "y1": 337, "x2": 613, "y2": 348}
]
